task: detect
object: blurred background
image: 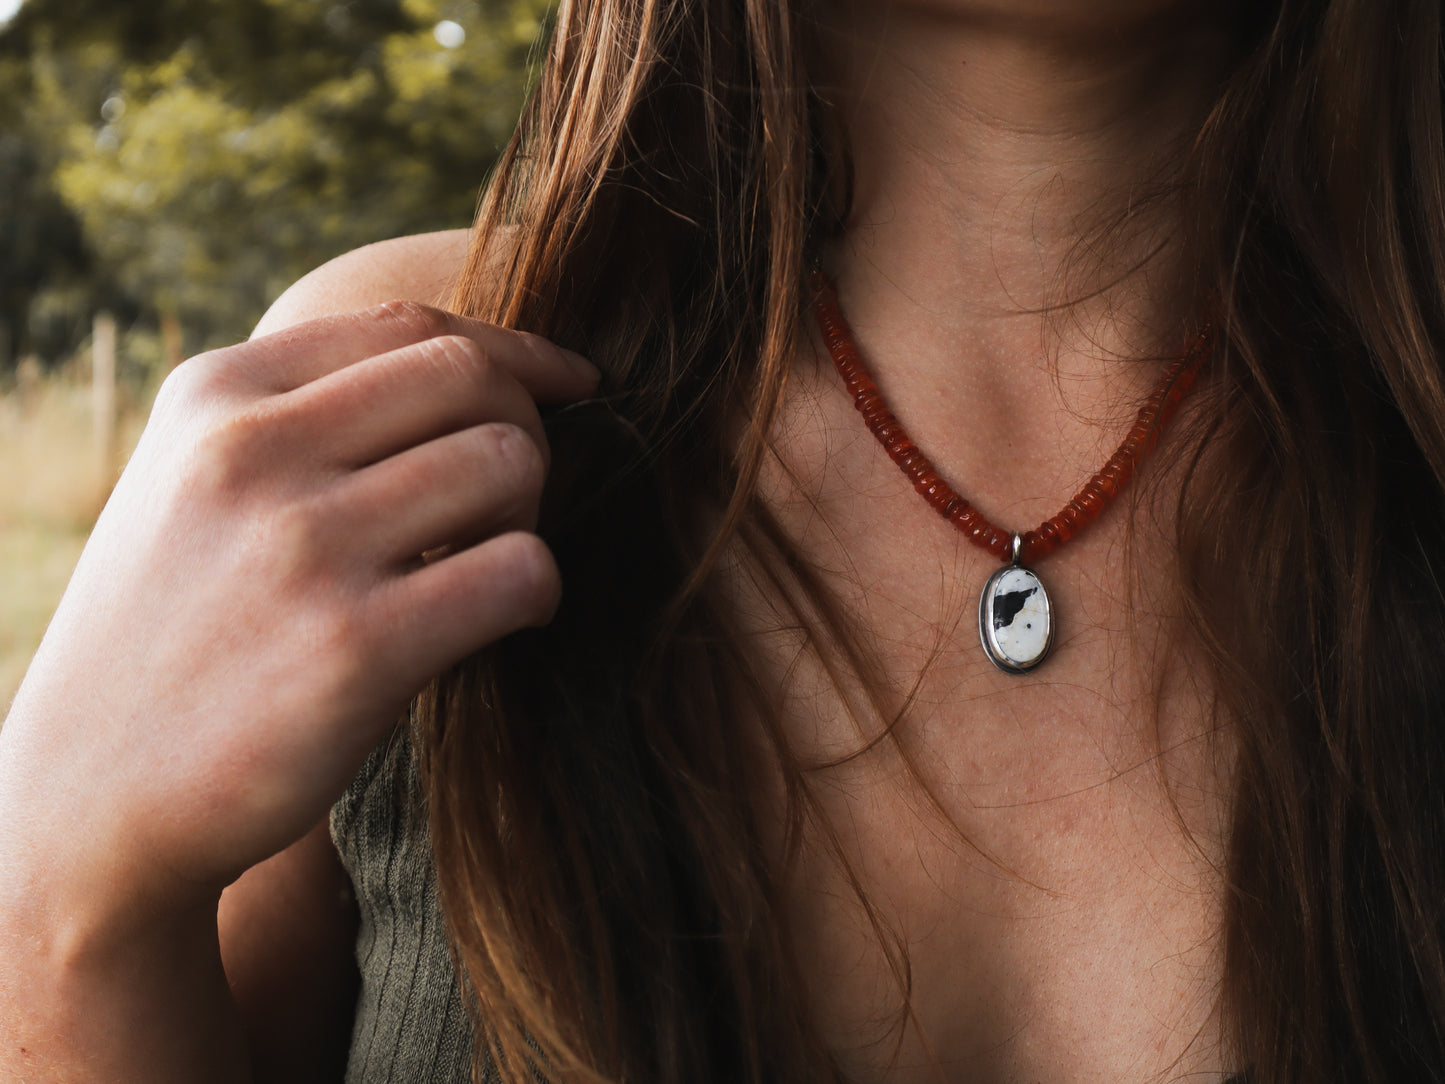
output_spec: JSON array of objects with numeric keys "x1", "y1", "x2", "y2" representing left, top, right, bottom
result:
[{"x1": 0, "y1": 0, "x2": 551, "y2": 706}]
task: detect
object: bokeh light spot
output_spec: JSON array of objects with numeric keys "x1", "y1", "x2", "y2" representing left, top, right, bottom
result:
[{"x1": 433, "y1": 20, "x2": 465, "y2": 49}]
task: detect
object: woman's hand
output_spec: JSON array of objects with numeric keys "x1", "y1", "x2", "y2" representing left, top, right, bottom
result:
[{"x1": 0, "y1": 301, "x2": 596, "y2": 1021}]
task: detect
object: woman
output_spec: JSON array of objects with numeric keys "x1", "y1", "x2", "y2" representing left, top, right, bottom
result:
[{"x1": 2, "y1": 0, "x2": 1443, "y2": 1081}]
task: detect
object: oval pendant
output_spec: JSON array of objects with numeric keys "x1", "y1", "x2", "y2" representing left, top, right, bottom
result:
[{"x1": 978, "y1": 564, "x2": 1053, "y2": 674}]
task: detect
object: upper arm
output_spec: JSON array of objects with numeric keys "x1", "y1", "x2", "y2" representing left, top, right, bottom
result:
[
  {"x1": 252, "y1": 228, "x2": 473, "y2": 337},
  {"x1": 219, "y1": 818, "x2": 359, "y2": 1083}
]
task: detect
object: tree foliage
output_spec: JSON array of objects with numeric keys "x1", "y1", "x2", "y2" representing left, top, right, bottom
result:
[{"x1": 0, "y1": 0, "x2": 549, "y2": 363}]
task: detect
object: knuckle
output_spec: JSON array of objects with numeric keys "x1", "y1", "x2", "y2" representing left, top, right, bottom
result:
[
  {"x1": 372, "y1": 298, "x2": 450, "y2": 342},
  {"x1": 312, "y1": 598, "x2": 372, "y2": 667},
  {"x1": 296, "y1": 601, "x2": 374, "y2": 693},
  {"x1": 186, "y1": 405, "x2": 276, "y2": 496},
  {"x1": 498, "y1": 531, "x2": 562, "y2": 622},
  {"x1": 485, "y1": 423, "x2": 547, "y2": 494},
  {"x1": 155, "y1": 350, "x2": 230, "y2": 410},
  {"x1": 152, "y1": 363, "x2": 193, "y2": 412},
  {"x1": 260, "y1": 499, "x2": 332, "y2": 581},
  {"x1": 256, "y1": 499, "x2": 366, "y2": 660}
]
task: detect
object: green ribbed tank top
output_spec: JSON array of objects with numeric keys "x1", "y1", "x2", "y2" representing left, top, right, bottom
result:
[{"x1": 330, "y1": 729, "x2": 484, "y2": 1083}]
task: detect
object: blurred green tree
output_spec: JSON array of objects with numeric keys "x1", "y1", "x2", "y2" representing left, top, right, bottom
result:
[
  {"x1": 0, "y1": 0, "x2": 549, "y2": 365},
  {"x1": 0, "y1": 125, "x2": 91, "y2": 369}
]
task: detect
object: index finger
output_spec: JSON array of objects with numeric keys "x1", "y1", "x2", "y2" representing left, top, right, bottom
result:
[{"x1": 240, "y1": 301, "x2": 600, "y2": 403}]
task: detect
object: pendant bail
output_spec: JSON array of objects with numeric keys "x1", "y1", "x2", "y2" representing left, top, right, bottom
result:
[{"x1": 1009, "y1": 532, "x2": 1023, "y2": 566}]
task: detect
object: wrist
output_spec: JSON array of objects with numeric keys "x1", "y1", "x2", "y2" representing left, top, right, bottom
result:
[
  {"x1": 0, "y1": 855, "x2": 247, "y2": 1082},
  {"x1": 0, "y1": 722, "x2": 231, "y2": 938}
]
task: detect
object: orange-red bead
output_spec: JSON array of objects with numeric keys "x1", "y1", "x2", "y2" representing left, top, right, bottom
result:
[{"x1": 811, "y1": 274, "x2": 1208, "y2": 566}]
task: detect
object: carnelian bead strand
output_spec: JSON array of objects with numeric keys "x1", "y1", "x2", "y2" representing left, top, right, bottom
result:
[{"x1": 811, "y1": 272, "x2": 1210, "y2": 567}]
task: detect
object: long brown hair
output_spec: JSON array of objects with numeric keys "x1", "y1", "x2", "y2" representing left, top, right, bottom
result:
[{"x1": 416, "y1": 1, "x2": 1445, "y2": 1081}]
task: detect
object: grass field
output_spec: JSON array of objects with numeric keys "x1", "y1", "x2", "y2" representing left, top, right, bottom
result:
[{"x1": 0, "y1": 372, "x2": 153, "y2": 711}]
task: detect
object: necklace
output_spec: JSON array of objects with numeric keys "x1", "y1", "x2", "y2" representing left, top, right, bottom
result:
[{"x1": 810, "y1": 271, "x2": 1209, "y2": 674}]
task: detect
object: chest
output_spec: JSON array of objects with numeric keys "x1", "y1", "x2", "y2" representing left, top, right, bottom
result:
[{"x1": 734, "y1": 413, "x2": 1235, "y2": 1082}]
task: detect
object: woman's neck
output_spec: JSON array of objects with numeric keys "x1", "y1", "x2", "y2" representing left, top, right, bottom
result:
[{"x1": 811, "y1": 3, "x2": 1231, "y2": 492}]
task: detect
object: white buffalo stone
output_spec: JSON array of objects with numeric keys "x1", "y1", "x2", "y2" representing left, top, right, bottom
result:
[{"x1": 978, "y1": 566, "x2": 1052, "y2": 673}]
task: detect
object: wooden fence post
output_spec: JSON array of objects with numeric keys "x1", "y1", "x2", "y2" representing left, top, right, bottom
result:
[
  {"x1": 160, "y1": 308, "x2": 184, "y2": 372},
  {"x1": 92, "y1": 311, "x2": 117, "y2": 486}
]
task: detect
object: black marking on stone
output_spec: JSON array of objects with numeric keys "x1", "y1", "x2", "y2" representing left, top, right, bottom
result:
[{"x1": 993, "y1": 587, "x2": 1038, "y2": 630}]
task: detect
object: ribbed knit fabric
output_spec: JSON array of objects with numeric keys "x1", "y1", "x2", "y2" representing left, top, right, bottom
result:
[{"x1": 330, "y1": 728, "x2": 485, "y2": 1084}]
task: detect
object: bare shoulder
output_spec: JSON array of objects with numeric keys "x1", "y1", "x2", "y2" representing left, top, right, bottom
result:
[{"x1": 252, "y1": 228, "x2": 472, "y2": 337}]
